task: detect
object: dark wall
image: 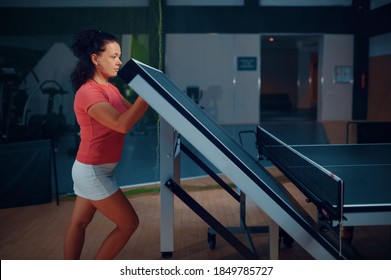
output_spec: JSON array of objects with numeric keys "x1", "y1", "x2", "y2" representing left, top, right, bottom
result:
[
  {"x1": 0, "y1": 7, "x2": 149, "y2": 35},
  {"x1": 1, "y1": 4, "x2": 389, "y2": 36}
]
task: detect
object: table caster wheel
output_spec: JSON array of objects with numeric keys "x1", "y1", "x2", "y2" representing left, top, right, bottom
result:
[{"x1": 208, "y1": 232, "x2": 216, "y2": 249}]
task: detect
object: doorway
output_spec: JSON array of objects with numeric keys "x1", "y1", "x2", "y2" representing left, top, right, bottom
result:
[{"x1": 260, "y1": 35, "x2": 320, "y2": 122}]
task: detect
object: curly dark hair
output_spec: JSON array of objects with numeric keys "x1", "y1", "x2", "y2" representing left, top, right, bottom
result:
[{"x1": 70, "y1": 29, "x2": 119, "y2": 91}]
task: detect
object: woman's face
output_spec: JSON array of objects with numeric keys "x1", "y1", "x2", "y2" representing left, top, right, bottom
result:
[{"x1": 94, "y1": 41, "x2": 122, "y2": 79}]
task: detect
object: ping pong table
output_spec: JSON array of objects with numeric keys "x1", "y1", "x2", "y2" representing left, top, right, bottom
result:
[
  {"x1": 257, "y1": 125, "x2": 391, "y2": 230},
  {"x1": 118, "y1": 59, "x2": 372, "y2": 259}
]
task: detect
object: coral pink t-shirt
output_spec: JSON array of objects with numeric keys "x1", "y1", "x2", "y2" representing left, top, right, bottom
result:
[{"x1": 74, "y1": 81, "x2": 127, "y2": 164}]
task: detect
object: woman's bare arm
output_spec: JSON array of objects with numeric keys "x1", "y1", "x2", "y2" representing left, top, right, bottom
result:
[
  {"x1": 88, "y1": 97, "x2": 149, "y2": 134},
  {"x1": 120, "y1": 97, "x2": 132, "y2": 109}
]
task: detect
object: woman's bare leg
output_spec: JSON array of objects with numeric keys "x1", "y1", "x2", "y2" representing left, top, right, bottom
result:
[
  {"x1": 64, "y1": 196, "x2": 97, "y2": 259},
  {"x1": 92, "y1": 190, "x2": 139, "y2": 260}
]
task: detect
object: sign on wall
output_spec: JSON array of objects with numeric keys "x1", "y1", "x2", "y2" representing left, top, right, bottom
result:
[{"x1": 237, "y1": 56, "x2": 257, "y2": 71}]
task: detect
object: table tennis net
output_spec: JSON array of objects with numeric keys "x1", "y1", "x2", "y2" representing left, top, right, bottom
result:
[{"x1": 257, "y1": 126, "x2": 344, "y2": 221}]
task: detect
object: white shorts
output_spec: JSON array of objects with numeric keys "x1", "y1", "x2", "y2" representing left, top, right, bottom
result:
[{"x1": 72, "y1": 160, "x2": 119, "y2": 200}]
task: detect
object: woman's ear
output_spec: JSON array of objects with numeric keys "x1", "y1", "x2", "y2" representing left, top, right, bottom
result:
[{"x1": 91, "y1": 54, "x2": 99, "y2": 66}]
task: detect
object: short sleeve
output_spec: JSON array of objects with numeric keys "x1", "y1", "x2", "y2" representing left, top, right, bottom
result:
[{"x1": 75, "y1": 83, "x2": 109, "y2": 113}]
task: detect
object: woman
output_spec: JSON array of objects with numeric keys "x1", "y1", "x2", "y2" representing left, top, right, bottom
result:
[{"x1": 64, "y1": 29, "x2": 149, "y2": 259}]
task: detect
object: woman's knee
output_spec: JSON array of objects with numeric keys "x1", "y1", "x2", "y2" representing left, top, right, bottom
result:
[
  {"x1": 70, "y1": 212, "x2": 95, "y2": 230},
  {"x1": 69, "y1": 220, "x2": 88, "y2": 232},
  {"x1": 118, "y1": 212, "x2": 139, "y2": 238},
  {"x1": 69, "y1": 196, "x2": 96, "y2": 230},
  {"x1": 125, "y1": 213, "x2": 140, "y2": 234},
  {"x1": 93, "y1": 191, "x2": 139, "y2": 236}
]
